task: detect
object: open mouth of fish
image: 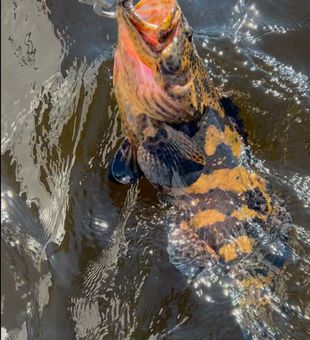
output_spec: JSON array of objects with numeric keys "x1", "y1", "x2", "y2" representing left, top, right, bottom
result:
[
  {"x1": 122, "y1": 0, "x2": 181, "y2": 49},
  {"x1": 121, "y1": 0, "x2": 178, "y2": 27},
  {"x1": 100, "y1": 0, "x2": 181, "y2": 50}
]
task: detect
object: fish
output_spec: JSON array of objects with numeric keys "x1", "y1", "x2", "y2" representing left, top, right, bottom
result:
[
  {"x1": 110, "y1": 0, "x2": 227, "y2": 186},
  {"x1": 108, "y1": 0, "x2": 292, "y2": 320}
]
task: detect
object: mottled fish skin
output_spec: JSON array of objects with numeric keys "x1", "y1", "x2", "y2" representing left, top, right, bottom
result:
[
  {"x1": 168, "y1": 106, "x2": 273, "y2": 263},
  {"x1": 164, "y1": 105, "x2": 292, "y2": 317},
  {"x1": 113, "y1": 0, "x2": 222, "y2": 146},
  {"x1": 113, "y1": 0, "x2": 291, "y2": 285}
]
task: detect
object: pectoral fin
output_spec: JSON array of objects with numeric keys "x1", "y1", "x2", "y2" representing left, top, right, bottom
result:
[
  {"x1": 110, "y1": 139, "x2": 142, "y2": 184},
  {"x1": 137, "y1": 123, "x2": 205, "y2": 188}
]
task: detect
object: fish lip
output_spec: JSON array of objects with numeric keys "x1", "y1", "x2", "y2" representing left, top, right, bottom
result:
[
  {"x1": 118, "y1": 0, "x2": 157, "y2": 30},
  {"x1": 118, "y1": 0, "x2": 180, "y2": 34}
]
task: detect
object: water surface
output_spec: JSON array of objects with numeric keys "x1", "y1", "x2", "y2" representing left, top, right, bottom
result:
[{"x1": 1, "y1": 0, "x2": 310, "y2": 339}]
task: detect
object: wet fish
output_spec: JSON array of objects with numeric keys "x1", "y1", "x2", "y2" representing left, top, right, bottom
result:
[
  {"x1": 110, "y1": 0, "x2": 291, "y2": 303},
  {"x1": 110, "y1": 0, "x2": 228, "y2": 185}
]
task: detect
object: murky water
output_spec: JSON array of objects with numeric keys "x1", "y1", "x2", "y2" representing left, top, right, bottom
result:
[{"x1": 1, "y1": 0, "x2": 310, "y2": 339}]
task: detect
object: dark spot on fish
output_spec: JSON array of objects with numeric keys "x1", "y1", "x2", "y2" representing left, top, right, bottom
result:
[
  {"x1": 203, "y1": 78, "x2": 210, "y2": 92},
  {"x1": 204, "y1": 144, "x2": 240, "y2": 171},
  {"x1": 171, "y1": 120, "x2": 199, "y2": 137},
  {"x1": 136, "y1": 114, "x2": 148, "y2": 131},
  {"x1": 220, "y1": 96, "x2": 249, "y2": 142},
  {"x1": 194, "y1": 79, "x2": 201, "y2": 108},
  {"x1": 160, "y1": 60, "x2": 176, "y2": 75},
  {"x1": 203, "y1": 107, "x2": 225, "y2": 131},
  {"x1": 245, "y1": 188, "x2": 268, "y2": 214},
  {"x1": 184, "y1": 189, "x2": 242, "y2": 215},
  {"x1": 158, "y1": 29, "x2": 173, "y2": 43}
]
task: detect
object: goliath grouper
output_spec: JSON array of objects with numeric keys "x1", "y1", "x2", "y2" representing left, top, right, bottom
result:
[{"x1": 101, "y1": 0, "x2": 291, "y2": 316}]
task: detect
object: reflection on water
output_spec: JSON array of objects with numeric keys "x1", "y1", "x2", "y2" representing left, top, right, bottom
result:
[{"x1": 1, "y1": 0, "x2": 310, "y2": 339}]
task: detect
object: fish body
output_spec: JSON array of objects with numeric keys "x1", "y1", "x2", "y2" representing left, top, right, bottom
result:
[
  {"x1": 113, "y1": 0, "x2": 220, "y2": 132},
  {"x1": 111, "y1": 0, "x2": 291, "y2": 292},
  {"x1": 166, "y1": 105, "x2": 290, "y2": 270}
]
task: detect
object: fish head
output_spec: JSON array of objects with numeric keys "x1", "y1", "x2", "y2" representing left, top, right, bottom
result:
[
  {"x1": 114, "y1": 0, "x2": 205, "y2": 127},
  {"x1": 116, "y1": 0, "x2": 196, "y2": 72},
  {"x1": 116, "y1": 0, "x2": 181, "y2": 56}
]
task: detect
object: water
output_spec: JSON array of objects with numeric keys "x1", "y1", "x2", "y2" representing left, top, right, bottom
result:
[{"x1": 1, "y1": 0, "x2": 310, "y2": 338}]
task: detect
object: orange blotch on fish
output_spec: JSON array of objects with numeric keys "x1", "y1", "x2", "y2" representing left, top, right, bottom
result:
[
  {"x1": 240, "y1": 273, "x2": 273, "y2": 290},
  {"x1": 201, "y1": 98, "x2": 225, "y2": 119},
  {"x1": 236, "y1": 235, "x2": 253, "y2": 253},
  {"x1": 219, "y1": 243, "x2": 238, "y2": 262},
  {"x1": 205, "y1": 125, "x2": 242, "y2": 159},
  {"x1": 191, "y1": 83, "x2": 198, "y2": 110},
  {"x1": 191, "y1": 209, "x2": 226, "y2": 229},
  {"x1": 218, "y1": 236, "x2": 253, "y2": 262},
  {"x1": 184, "y1": 167, "x2": 272, "y2": 215},
  {"x1": 215, "y1": 103, "x2": 225, "y2": 118},
  {"x1": 231, "y1": 204, "x2": 267, "y2": 222}
]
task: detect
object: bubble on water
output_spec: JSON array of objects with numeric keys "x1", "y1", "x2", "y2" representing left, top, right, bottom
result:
[
  {"x1": 205, "y1": 295, "x2": 213, "y2": 302},
  {"x1": 93, "y1": 217, "x2": 109, "y2": 230}
]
